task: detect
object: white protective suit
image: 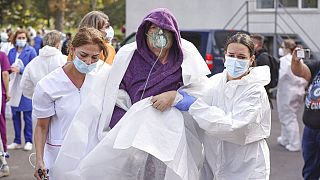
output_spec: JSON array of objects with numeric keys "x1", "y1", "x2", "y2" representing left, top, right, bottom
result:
[
  {"x1": 276, "y1": 53, "x2": 307, "y2": 151},
  {"x1": 20, "y1": 45, "x2": 67, "y2": 99},
  {"x1": 52, "y1": 39, "x2": 210, "y2": 180},
  {"x1": 188, "y1": 66, "x2": 271, "y2": 180}
]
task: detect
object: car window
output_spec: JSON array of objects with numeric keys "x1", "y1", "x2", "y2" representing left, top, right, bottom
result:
[{"x1": 180, "y1": 31, "x2": 208, "y2": 57}]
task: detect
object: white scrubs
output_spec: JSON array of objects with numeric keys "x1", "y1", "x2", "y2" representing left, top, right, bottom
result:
[{"x1": 32, "y1": 67, "x2": 90, "y2": 171}]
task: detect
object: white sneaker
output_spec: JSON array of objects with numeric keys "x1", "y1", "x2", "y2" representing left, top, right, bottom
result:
[
  {"x1": 7, "y1": 143, "x2": 22, "y2": 150},
  {"x1": 277, "y1": 137, "x2": 288, "y2": 147},
  {"x1": 23, "y1": 142, "x2": 33, "y2": 151},
  {"x1": 0, "y1": 164, "x2": 9, "y2": 177},
  {"x1": 285, "y1": 144, "x2": 300, "y2": 152}
]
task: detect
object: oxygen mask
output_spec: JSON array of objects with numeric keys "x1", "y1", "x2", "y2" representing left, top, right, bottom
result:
[{"x1": 146, "y1": 28, "x2": 169, "y2": 49}]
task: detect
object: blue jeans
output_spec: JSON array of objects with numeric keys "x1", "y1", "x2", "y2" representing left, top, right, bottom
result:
[{"x1": 302, "y1": 126, "x2": 320, "y2": 180}]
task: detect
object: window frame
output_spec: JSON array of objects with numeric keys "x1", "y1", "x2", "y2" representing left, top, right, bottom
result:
[{"x1": 255, "y1": 0, "x2": 319, "y2": 11}]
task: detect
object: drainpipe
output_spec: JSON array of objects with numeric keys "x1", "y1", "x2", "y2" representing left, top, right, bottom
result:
[
  {"x1": 273, "y1": 0, "x2": 278, "y2": 57},
  {"x1": 246, "y1": 1, "x2": 249, "y2": 32}
]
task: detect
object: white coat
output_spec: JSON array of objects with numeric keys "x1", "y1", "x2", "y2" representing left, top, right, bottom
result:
[
  {"x1": 52, "y1": 39, "x2": 210, "y2": 180},
  {"x1": 189, "y1": 66, "x2": 271, "y2": 180},
  {"x1": 276, "y1": 53, "x2": 307, "y2": 150},
  {"x1": 20, "y1": 45, "x2": 67, "y2": 99}
]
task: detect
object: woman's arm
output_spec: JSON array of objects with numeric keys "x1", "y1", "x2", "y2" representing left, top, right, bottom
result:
[
  {"x1": 34, "y1": 117, "x2": 50, "y2": 180},
  {"x1": 1, "y1": 71, "x2": 10, "y2": 101},
  {"x1": 291, "y1": 48, "x2": 311, "y2": 82},
  {"x1": 189, "y1": 86, "x2": 267, "y2": 145}
]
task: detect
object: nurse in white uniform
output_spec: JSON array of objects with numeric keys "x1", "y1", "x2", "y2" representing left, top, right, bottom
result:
[
  {"x1": 175, "y1": 33, "x2": 271, "y2": 180},
  {"x1": 32, "y1": 27, "x2": 109, "y2": 180}
]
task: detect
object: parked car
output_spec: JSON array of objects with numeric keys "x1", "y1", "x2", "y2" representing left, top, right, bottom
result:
[{"x1": 120, "y1": 29, "x2": 250, "y2": 75}]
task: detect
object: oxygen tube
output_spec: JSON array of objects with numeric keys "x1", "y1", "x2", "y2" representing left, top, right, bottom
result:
[{"x1": 140, "y1": 28, "x2": 168, "y2": 100}]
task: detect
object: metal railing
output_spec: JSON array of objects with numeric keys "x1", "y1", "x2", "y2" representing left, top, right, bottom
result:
[{"x1": 223, "y1": 0, "x2": 320, "y2": 58}]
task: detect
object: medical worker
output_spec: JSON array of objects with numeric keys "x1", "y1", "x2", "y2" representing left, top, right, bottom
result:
[
  {"x1": 175, "y1": 33, "x2": 271, "y2": 179},
  {"x1": 52, "y1": 8, "x2": 210, "y2": 179},
  {"x1": 33, "y1": 27, "x2": 109, "y2": 180},
  {"x1": 67, "y1": 11, "x2": 116, "y2": 65},
  {"x1": 277, "y1": 39, "x2": 307, "y2": 151},
  {"x1": 7, "y1": 29, "x2": 37, "y2": 151},
  {"x1": 20, "y1": 30, "x2": 67, "y2": 99}
]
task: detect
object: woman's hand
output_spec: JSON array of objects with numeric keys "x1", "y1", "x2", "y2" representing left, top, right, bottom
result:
[
  {"x1": 34, "y1": 160, "x2": 47, "y2": 180},
  {"x1": 151, "y1": 90, "x2": 177, "y2": 112},
  {"x1": 10, "y1": 66, "x2": 20, "y2": 73}
]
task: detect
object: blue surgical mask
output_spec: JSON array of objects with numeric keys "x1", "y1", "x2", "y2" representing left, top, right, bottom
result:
[
  {"x1": 104, "y1": 26, "x2": 114, "y2": 43},
  {"x1": 146, "y1": 28, "x2": 168, "y2": 48},
  {"x1": 73, "y1": 56, "x2": 97, "y2": 74},
  {"x1": 224, "y1": 56, "x2": 250, "y2": 78},
  {"x1": 16, "y1": 39, "x2": 27, "y2": 47}
]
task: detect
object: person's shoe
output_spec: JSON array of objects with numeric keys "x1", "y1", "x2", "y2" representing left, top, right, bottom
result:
[
  {"x1": 7, "y1": 143, "x2": 22, "y2": 150},
  {"x1": 23, "y1": 142, "x2": 33, "y2": 151},
  {"x1": 0, "y1": 164, "x2": 10, "y2": 177},
  {"x1": 277, "y1": 137, "x2": 288, "y2": 147},
  {"x1": 285, "y1": 144, "x2": 300, "y2": 152}
]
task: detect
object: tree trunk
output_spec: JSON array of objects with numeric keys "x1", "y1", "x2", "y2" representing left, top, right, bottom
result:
[{"x1": 54, "y1": 9, "x2": 64, "y2": 31}]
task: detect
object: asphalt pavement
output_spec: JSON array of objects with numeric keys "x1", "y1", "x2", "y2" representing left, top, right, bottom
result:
[{"x1": 1, "y1": 99, "x2": 304, "y2": 180}]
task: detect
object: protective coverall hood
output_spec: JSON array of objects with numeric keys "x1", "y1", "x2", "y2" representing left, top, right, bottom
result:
[{"x1": 39, "y1": 45, "x2": 62, "y2": 57}]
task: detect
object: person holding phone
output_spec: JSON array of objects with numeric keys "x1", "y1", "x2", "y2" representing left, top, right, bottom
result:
[
  {"x1": 291, "y1": 48, "x2": 320, "y2": 179},
  {"x1": 276, "y1": 39, "x2": 308, "y2": 151}
]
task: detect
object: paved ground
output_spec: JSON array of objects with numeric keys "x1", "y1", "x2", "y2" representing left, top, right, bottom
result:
[{"x1": 1, "y1": 99, "x2": 304, "y2": 180}]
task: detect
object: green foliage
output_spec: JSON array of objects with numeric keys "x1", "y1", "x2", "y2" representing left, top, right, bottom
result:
[{"x1": 0, "y1": 0, "x2": 125, "y2": 32}]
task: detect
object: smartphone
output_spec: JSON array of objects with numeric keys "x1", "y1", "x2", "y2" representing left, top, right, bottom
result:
[{"x1": 297, "y1": 49, "x2": 311, "y2": 59}]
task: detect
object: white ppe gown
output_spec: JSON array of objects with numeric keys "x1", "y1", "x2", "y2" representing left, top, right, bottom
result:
[
  {"x1": 189, "y1": 66, "x2": 271, "y2": 180},
  {"x1": 20, "y1": 45, "x2": 67, "y2": 99},
  {"x1": 276, "y1": 54, "x2": 307, "y2": 150},
  {"x1": 52, "y1": 39, "x2": 210, "y2": 180}
]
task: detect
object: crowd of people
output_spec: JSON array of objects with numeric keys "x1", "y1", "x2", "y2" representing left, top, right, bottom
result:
[{"x1": 0, "y1": 7, "x2": 318, "y2": 180}]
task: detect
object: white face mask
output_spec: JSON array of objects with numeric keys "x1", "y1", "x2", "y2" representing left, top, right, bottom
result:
[
  {"x1": 104, "y1": 26, "x2": 114, "y2": 43},
  {"x1": 278, "y1": 47, "x2": 284, "y2": 57},
  {"x1": 224, "y1": 56, "x2": 250, "y2": 78},
  {"x1": 16, "y1": 39, "x2": 27, "y2": 47}
]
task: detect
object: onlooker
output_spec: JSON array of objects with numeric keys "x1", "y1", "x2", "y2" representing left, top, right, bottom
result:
[
  {"x1": 33, "y1": 31, "x2": 43, "y2": 55},
  {"x1": 0, "y1": 51, "x2": 10, "y2": 178},
  {"x1": 0, "y1": 32, "x2": 14, "y2": 56},
  {"x1": 251, "y1": 34, "x2": 279, "y2": 101},
  {"x1": 277, "y1": 39, "x2": 307, "y2": 151},
  {"x1": 20, "y1": 30, "x2": 67, "y2": 99},
  {"x1": 0, "y1": 51, "x2": 10, "y2": 152},
  {"x1": 61, "y1": 32, "x2": 72, "y2": 55},
  {"x1": 7, "y1": 29, "x2": 37, "y2": 151},
  {"x1": 291, "y1": 48, "x2": 320, "y2": 179},
  {"x1": 67, "y1": 11, "x2": 116, "y2": 65}
]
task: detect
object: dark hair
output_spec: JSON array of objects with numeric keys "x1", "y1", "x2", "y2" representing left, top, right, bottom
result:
[
  {"x1": 250, "y1": 34, "x2": 264, "y2": 46},
  {"x1": 78, "y1": 11, "x2": 109, "y2": 31},
  {"x1": 283, "y1": 39, "x2": 296, "y2": 53},
  {"x1": 11, "y1": 29, "x2": 29, "y2": 46},
  {"x1": 224, "y1": 33, "x2": 255, "y2": 57},
  {"x1": 71, "y1": 27, "x2": 108, "y2": 61}
]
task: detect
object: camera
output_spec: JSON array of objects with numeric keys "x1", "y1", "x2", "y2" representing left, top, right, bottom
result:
[{"x1": 296, "y1": 49, "x2": 310, "y2": 59}]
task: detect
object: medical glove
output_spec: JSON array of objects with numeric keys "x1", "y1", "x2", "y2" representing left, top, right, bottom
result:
[{"x1": 175, "y1": 90, "x2": 196, "y2": 111}]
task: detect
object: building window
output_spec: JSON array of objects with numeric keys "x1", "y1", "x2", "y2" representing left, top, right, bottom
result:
[
  {"x1": 302, "y1": 0, "x2": 318, "y2": 8},
  {"x1": 256, "y1": 0, "x2": 318, "y2": 9},
  {"x1": 257, "y1": 0, "x2": 275, "y2": 8},
  {"x1": 279, "y1": 0, "x2": 298, "y2": 7}
]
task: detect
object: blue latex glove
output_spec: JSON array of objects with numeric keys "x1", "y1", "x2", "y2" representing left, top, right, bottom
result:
[{"x1": 175, "y1": 90, "x2": 197, "y2": 111}]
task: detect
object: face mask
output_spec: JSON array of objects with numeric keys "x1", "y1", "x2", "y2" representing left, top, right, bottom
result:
[
  {"x1": 73, "y1": 56, "x2": 97, "y2": 74},
  {"x1": 278, "y1": 48, "x2": 284, "y2": 56},
  {"x1": 104, "y1": 26, "x2": 114, "y2": 43},
  {"x1": 224, "y1": 56, "x2": 250, "y2": 78},
  {"x1": 16, "y1": 39, "x2": 27, "y2": 47},
  {"x1": 146, "y1": 28, "x2": 169, "y2": 49}
]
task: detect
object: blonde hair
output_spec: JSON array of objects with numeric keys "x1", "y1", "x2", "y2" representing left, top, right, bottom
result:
[
  {"x1": 78, "y1": 11, "x2": 109, "y2": 30},
  {"x1": 43, "y1": 30, "x2": 61, "y2": 47}
]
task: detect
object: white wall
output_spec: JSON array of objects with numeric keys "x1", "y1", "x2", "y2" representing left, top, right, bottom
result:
[{"x1": 126, "y1": 0, "x2": 320, "y2": 53}]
